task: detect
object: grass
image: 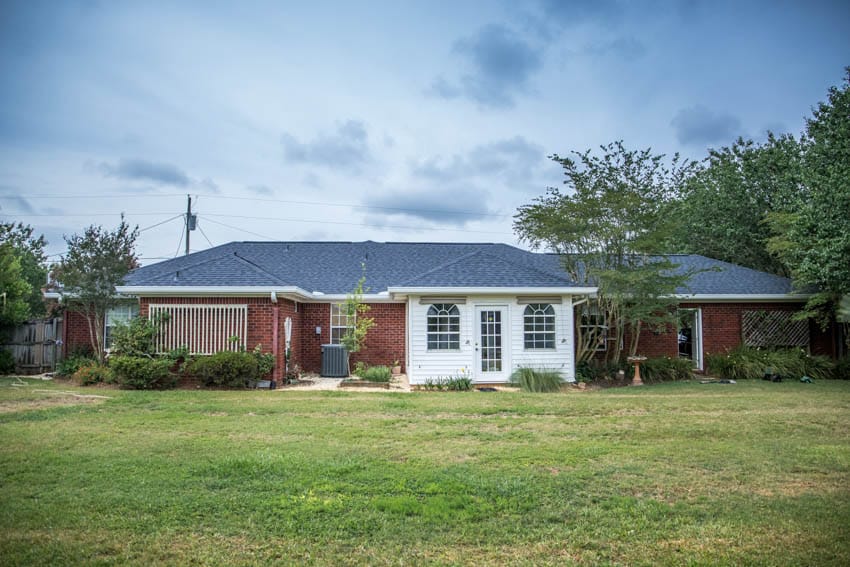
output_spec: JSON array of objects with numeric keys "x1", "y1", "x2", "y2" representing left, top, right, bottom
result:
[{"x1": 1, "y1": 377, "x2": 849, "y2": 565}]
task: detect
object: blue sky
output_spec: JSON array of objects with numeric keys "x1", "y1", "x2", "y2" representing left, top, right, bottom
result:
[{"x1": 1, "y1": 0, "x2": 847, "y2": 264}]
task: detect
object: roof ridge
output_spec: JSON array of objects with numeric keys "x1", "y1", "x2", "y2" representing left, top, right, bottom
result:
[
  {"x1": 477, "y1": 250, "x2": 574, "y2": 283},
  {"x1": 397, "y1": 250, "x2": 485, "y2": 286},
  {"x1": 231, "y1": 252, "x2": 290, "y2": 285}
]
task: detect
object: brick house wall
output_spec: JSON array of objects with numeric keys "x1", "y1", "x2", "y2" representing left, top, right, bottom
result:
[
  {"x1": 137, "y1": 296, "x2": 299, "y2": 380},
  {"x1": 297, "y1": 302, "x2": 406, "y2": 373},
  {"x1": 634, "y1": 302, "x2": 837, "y2": 359},
  {"x1": 63, "y1": 309, "x2": 96, "y2": 355}
]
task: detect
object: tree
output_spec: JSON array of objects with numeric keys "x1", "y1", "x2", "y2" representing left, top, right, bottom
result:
[
  {"x1": 340, "y1": 265, "x2": 376, "y2": 357},
  {"x1": 0, "y1": 222, "x2": 48, "y2": 317},
  {"x1": 767, "y1": 68, "x2": 850, "y2": 346},
  {"x1": 515, "y1": 141, "x2": 698, "y2": 363},
  {"x1": 52, "y1": 218, "x2": 139, "y2": 363},
  {"x1": 672, "y1": 134, "x2": 802, "y2": 276},
  {"x1": 0, "y1": 243, "x2": 32, "y2": 334}
]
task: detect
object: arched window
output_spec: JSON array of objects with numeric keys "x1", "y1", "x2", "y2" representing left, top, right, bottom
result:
[
  {"x1": 524, "y1": 304, "x2": 555, "y2": 349},
  {"x1": 427, "y1": 304, "x2": 460, "y2": 350}
]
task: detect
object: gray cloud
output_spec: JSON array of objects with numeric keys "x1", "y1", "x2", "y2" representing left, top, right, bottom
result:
[
  {"x1": 281, "y1": 120, "x2": 371, "y2": 172},
  {"x1": 411, "y1": 136, "x2": 545, "y2": 187},
  {"x1": 247, "y1": 184, "x2": 273, "y2": 196},
  {"x1": 584, "y1": 37, "x2": 646, "y2": 61},
  {"x1": 0, "y1": 193, "x2": 35, "y2": 214},
  {"x1": 98, "y1": 158, "x2": 191, "y2": 186},
  {"x1": 430, "y1": 24, "x2": 543, "y2": 109},
  {"x1": 363, "y1": 187, "x2": 493, "y2": 226},
  {"x1": 671, "y1": 105, "x2": 743, "y2": 146}
]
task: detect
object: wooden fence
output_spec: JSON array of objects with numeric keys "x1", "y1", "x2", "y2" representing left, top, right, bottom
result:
[{"x1": 2, "y1": 318, "x2": 63, "y2": 374}]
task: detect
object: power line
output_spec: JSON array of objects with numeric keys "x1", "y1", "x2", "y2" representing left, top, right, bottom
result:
[
  {"x1": 174, "y1": 218, "x2": 186, "y2": 258},
  {"x1": 198, "y1": 222, "x2": 214, "y2": 248},
  {"x1": 202, "y1": 216, "x2": 278, "y2": 241},
  {"x1": 1, "y1": 212, "x2": 175, "y2": 218},
  {"x1": 139, "y1": 214, "x2": 184, "y2": 232}
]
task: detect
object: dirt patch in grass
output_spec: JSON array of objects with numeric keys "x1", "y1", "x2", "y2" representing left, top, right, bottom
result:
[{"x1": 0, "y1": 394, "x2": 107, "y2": 413}]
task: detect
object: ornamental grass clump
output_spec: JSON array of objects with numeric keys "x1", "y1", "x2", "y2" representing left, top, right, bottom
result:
[
  {"x1": 509, "y1": 367, "x2": 563, "y2": 393},
  {"x1": 706, "y1": 346, "x2": 836, "y2": 380},
  {"x1": 359, "y1": 365, "x2": 392, "y2": 383}
]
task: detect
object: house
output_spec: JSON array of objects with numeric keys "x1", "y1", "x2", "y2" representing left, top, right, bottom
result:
[{"x1": 59, "y1": 241, "x2": 839, "y2": 384}]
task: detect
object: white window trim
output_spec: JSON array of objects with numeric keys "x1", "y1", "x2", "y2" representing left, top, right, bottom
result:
[
  {"x1": 104, "y1": 303, "x2": 139, "y2": 352},
  {"x1": 523, "y1": 303, "x2": 556, "y2": 350},
  {"x1": 330, "y1": 303, "x2": 355, "y2": 345},
  {"x1": 426, "y1": 303, "x2": 461, "y2": 351}
]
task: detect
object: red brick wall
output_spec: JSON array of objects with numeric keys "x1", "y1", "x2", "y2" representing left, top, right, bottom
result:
[
  {"x1": 63, "y1": 309, "x2": 97, "y2": 355},
  {"x1": 635, "y1": 302, "x2": 832, "y2": 358},
  {"x1": 297, "y1": 302, "x2": 406, "y2": 374},
  {"x1": 137, "y1": 296, "x2": 299, "y2": 380}
]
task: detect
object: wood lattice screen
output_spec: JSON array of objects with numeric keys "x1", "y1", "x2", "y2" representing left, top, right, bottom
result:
[
  {"x1": 742, "y1": 310, "x2": 809, "y2": 348},
  {"x1": 149, "y1": 304, "x2": 248, "y2": 355}
]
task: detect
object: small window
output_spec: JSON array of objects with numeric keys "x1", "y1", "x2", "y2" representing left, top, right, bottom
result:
[
  {"x1": 105, "y1": 303, "x2": 139, "y2": 349},
  {"x1": 427, "y1": 304, "x2": 460, "y2": 350},
  {"x1": 579, "y1": 303, "x2": 607, "y2": 351},
  {"x1": 524, "y1": 304, "x2": 555, "y2": 349},
  {"x1": 330, "y1": 303, "x2": 355, "y2": 345}
]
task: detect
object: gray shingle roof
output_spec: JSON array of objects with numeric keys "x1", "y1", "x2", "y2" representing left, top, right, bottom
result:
[{"x1": 123, "y1": 241, "x2": 797, "y2": 296}]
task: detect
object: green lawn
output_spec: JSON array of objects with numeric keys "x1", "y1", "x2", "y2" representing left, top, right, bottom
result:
[{"x1": 1, "y1": 378, "x2": 849, "y2": 566}]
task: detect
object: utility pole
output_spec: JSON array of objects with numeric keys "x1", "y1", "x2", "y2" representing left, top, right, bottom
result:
[{"x1": 185, "y1": 194, "x2": 197, "y2": 256}]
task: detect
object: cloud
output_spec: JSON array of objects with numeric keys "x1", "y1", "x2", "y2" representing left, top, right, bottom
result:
[
  {"x1": 281, "y1": 120, "x2": 371, "y2": 173},
  {"x1": 363, "y1": 187, "x2": 494, "y2": 226},
  {"x1": 430, "y1": 24, "x2": 543, "y2": 109},
  {"x1": 671, "y1": 105, "x2": 743, "y2": 146},
  {"x1": 411, "y1": 136, "x2": 545, "y2": 187},
  {"x1": 0, "y1": 193, "x2": 35, "y2": 214},
  {"x1": 584, "y1": 37, "x2": 646, "y2": 61},
  {"x1": 98, "y1": 158, "x2": 191, "y2": 186},
  {"x1": 247, "y1": 184, "x2": 273, "y2": 196}
]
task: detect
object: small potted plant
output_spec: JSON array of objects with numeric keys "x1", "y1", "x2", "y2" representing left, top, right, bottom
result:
[{"x1": 391, "y1": 360, "x2": 402, "y2": 376}]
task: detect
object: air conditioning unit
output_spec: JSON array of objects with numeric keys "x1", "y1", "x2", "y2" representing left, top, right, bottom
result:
[{"x1": 321, "y1": 344, "x2": 349, "y2": 377}]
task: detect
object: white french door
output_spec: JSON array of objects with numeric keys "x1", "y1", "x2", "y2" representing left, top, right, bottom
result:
[{"x1": 474, "y1": 305, "x2": 510, "y2": 382}]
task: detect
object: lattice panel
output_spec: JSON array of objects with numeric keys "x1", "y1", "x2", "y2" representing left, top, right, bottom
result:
[{"x1": 742, "y1": 310, "x2": 809, "y2": 347}]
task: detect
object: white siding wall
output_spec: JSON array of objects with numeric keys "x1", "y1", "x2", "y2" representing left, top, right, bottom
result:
[{"x1": 407, "y1": 295, "x2": 575, "y2": 384}]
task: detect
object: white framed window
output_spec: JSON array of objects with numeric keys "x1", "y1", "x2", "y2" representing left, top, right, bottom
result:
[
  {"x1": 330, "y1": 303, "x2": 355, "y2": 345},
  {"x1": 524, "y1": 304, "x2": 555, "y2": 349},
  {"x1": 105, "y1": 303, "x2": 139, "y2": 349},
  {"x1": 579, "y1": 303, "x2": 608, "y2": 351},
  {"x1": 427, "y1": 303, "x2": 460, "y2": 350}
]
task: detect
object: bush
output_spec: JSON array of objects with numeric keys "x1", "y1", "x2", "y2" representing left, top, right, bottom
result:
[
  {"x1": 510, "y1": 367, "x2": 563, "y2": 393},
  {"x1": 72, "y1": 361, "x2": 113, "y2": 385},
  {"x1": 836, "y1": 357, "x2": 850, "y2": 380},
  {"x1": 0, "y1": 348, "x2": 16, "y2": 375},
  {"x1": 358, "y1": 365, "x2": 392, "y2": 383},
  {"x1": 706, "y1": 346, "x2": 836, "y2": 380},
  {"x1": 185, "y1": 350, "x2": 261, "y2": 388},
  {"x1": 252, "y1": 345, "x2": 275, "y2": 378},
  {"x1": 576, "y1": 360, "x2": 628, "y2": 382},
  {"x1": 109, "y1": 356, "x2": 175, "y2": 390},
  {"x1": 109, "y1": 314, "x2": 168, "y2": 357},
  {"x1": 640, "y1": 357, "x2": 694, "y2": 383},
  {"x1": 56, "y1": 351, "x2": 96, "y2": 377}
]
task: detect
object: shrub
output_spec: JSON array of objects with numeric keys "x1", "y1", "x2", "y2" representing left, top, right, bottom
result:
[
  {"x1": 0, "y1": 348, "x2": 16, "y2": 375},
  {"x1": 252, "y1": 345, "x2": 275, "y2": 378},
  {"x1": 109, "y1": 356, "x2": 175, "y2": 390},
  {"x1": 836, "y1": 357, "x2": 850, "y2": 380},
  {"x1": 706, "y1": 346, "x2": 836, "y2": 380},
  {"x1": 510, "y1": 367, "x2": 563, "y2": 393},
  {"x1": 640, "y1": 357, "x2": 694, "y2": 383},
  {"x1": 576, "y1": 360, "x2": 628, "y2": 382},
  {"x1": 56, "y1": 351, "x2": 96, "y2": 377},
  {"x1": 186, "y1": 350, "x2": 261, "y2": 388},
  {"x1": 444, "y1": 373, "x2": 472, "y2": 391},
  {"x1": 72, "y1": 361, "x2": 113, "y2": 385},
  {"x1": 358, "y1": 365, "x2": 392, "y2": 383},
  {"x1": 109, "y1": 314, "x2": 168, "y2": 357}
]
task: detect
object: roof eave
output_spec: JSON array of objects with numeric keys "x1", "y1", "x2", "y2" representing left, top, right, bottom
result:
[
  {"x1": 387, "y1": 286, "x2": 598, "y2": 299},
  {"x1": 675, "y1": 293, "x2": 810, "y2": 302}
]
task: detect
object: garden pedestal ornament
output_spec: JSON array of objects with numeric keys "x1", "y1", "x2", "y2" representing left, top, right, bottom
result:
[{"x1": 627, "y1": 356, "x2": 647, "y2": 386}]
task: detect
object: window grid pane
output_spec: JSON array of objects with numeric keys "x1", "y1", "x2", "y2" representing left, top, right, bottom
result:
[
  {"x1": 427, "y1": 304, "x2": 460, "y2": 350},
  {"x1": 523, "y1": 304, "x2": 555, "y2": 350}
]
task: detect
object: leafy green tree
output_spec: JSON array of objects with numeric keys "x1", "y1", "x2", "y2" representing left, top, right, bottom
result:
[
  {"x1": 672, "y1": 135, "x2": 802, "y2": 276},
  {"x1": 0, "y1": 243, "x2": 32, "y2": 334},
  {"x1": 340, "y1": 266, "x2": 376, "y2": 358},
  {"x1": 767, "y1": 68, "x2": 850, "y2": 345},
  {"x1": 0, "y1": 222, "x2": 48, "y2": 317},
  {"x1": 52, "y1": 218, "x2": 139, "y2": 363},
  {"x1": 515, "y1": 141, "x2": 698, "y2": 363}
]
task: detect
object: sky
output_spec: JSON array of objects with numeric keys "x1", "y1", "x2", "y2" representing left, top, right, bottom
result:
[{"x1": 1, "y1": 0, "x2": 848, "y2": 266}]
